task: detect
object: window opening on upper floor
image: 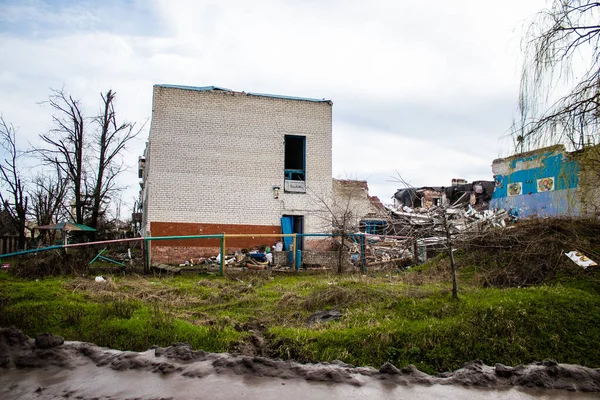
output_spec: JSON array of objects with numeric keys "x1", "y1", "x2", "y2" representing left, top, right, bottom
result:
[{"x1": 284, "y1": 135, "x2": 306, "y2": 193}]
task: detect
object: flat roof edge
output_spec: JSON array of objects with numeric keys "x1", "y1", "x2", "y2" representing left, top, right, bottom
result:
[
  {"x1": 155, "y1": 84, "x2": 232, "y2": 92},
  {"x1": 154, "y1": 84, "x2": 331, "y2": 103}
]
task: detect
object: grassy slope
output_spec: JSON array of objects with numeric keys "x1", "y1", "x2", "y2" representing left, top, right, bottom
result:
[{"x1": 1, "y1": 261, "x2": 599, "y2": 374}]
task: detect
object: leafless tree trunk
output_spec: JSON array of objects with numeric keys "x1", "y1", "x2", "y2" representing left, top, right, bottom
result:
[
  {"x1": 89, "y1": 90, "x2": 139, "y2": 235},
  {"x1": 0, "y1": 117, "x2": 29, "y2": 250},
  {"x1": 439, "y1": 209, "x2": 458, "y2": 299},
  {"x1": 38, "y1": 89, "x2": 87, "y2": 224},
  {"x1": 337, "y1": 213, "x2": 349, "y2": 274}
]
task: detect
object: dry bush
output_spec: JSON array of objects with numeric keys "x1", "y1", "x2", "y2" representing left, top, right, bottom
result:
[
  {"x1": 10, "y1": 250, "x2": 92, "y2": 278},
  {"x1": 461, "y1": 217, "x2": 600, "y2": 287}
]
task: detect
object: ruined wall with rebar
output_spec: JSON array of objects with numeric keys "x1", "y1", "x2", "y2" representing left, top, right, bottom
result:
[{"x1": 489, "y1": 146, "x2": 581, "y2": 218}]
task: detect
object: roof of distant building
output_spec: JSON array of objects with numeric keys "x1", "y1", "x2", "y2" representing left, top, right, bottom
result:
[
  {"x1": 492, "y1": 145, "x2": 566, "y2": 164},
  {"x1": 155, "y1": 84, "x2": 332, "y2": 103}
]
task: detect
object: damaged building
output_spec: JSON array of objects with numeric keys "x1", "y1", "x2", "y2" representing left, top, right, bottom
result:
[
  {"x1": 388, "y1": 178, "x2": 497, "y2": 261},
  {"x1": 489, "y1": 145, "x2": 582, "y2": 218},
  {"x1": 393, "y1": 179, "x2": 495, "y2": 212},
  {"x1": 385, "y1": 144, "x2": 600, "y2": 262},
  {"x1": 140, "y1": 85, "x2": 334, "y2": 262},
  {"x1": 332, "y1": 179, "x2": 388, "y2": 234}
]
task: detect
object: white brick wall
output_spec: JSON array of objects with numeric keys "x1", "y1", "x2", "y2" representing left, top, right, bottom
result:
[{"x1": 142, "y1": 86, "x2": 333, "y2": 235}]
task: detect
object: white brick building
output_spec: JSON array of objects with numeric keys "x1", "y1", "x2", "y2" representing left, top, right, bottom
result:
[{"x1": 140, "y1": 85, "x2": 333, "y2": 261}]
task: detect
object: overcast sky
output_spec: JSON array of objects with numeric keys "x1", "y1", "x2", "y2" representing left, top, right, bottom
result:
[{"x1": 0, "y1": 0, "x2": 548, "y2": 214}]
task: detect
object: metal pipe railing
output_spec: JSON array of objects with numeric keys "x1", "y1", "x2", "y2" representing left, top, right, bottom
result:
[
  {"x1": 0, "y1": 245, "x2": 64, "y2": 259},
  {"x1": 2, "y1": 231, "x2": 409, "y2": 276}
]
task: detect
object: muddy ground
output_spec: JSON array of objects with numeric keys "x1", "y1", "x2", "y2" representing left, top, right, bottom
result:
[{"x1": 1, "y1": 328, "x2": 599, "y2": 399}]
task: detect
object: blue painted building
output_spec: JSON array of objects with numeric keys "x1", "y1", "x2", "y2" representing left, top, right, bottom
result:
[{"x1": 489, "y1": 145, "x2": 581, "y2": 218}]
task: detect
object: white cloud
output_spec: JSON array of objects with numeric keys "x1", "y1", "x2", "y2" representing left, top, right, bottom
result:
[
  {"x1": 332, "y1": 122, "x2": 493, "y2": 200},
  {"x1": 0, "y1": 0, "x2": 547, "y2": 212}
]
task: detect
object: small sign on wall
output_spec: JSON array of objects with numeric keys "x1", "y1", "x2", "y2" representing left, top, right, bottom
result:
[
  {"x1": 284, "y1": 180, "x2": 306, "y2": 193},
  {"x1": 537, "y1": 177, "x2": 555, "y2": 192},
  {"x1": 508, "y1": 182, "x2": 522, "y2": 196}
]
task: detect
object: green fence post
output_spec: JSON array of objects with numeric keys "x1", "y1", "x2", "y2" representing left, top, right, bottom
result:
[
  {"x1": 144, "y1": 238, "x2": 150, "y2": 274},
  {"x1": 219, "y1": 234, "x2": 225, "y2": 276},
  {"x1": 292, "y1": 234, "x2": 297, "y2": 271},
  {"x1": 361, "y1": 233, "x2": 367, "y2": 273}
]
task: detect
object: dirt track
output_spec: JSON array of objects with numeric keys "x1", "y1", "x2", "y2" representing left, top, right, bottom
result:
[{"x1": 1, "y1": 328, "x2": 599, "y2": 399}]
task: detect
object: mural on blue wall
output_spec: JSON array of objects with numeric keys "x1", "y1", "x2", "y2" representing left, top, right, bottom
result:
[{"x1": 489, "y1": 146, "x2": 580, "y2": 218}]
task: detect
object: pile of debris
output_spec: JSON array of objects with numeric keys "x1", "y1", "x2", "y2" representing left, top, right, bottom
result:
[
  {"x1": 362, "y1": 236, "x2": 412, "y2": 267},
  {"x1": 388, "y1": 177, "x2": 510, "y2": 239},
  {"x1": 174, "y1": 246, "x2": 276, "y2": 271},
  {"x1": 329, "y1": 235, "x2": 410, "y2": 269},
  {"x1": 388, "y1": 205, "x2": 513, "y2": 238},
  {"x1": 386, "y1": 179, "x2": 515, "y2": 263}
]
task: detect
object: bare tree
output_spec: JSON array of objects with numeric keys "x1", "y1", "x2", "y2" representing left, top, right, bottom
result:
[
  {"x1": 0, "y1": 117, "x2": 29, "y2": 250},
  {"x1": 89, "y1": 90, "x2": 140, "y2": 233},
  {"x1": 516, "y1": 1, "x2": 600, "y2": 151},
  {"x1": 389, "y1": 173, "x2": 459, "y2": 298},
  {"x1": 38, "y1": 89, "x2": 87, "y2": 224},
  {"x1": 435, "y1": 208, "x2": 459, "y2": 299},
  {"x1": 37, "y1": 88, "x2": 141, "y2": 236},
  {"x1": 29, "y1": 166, "x2": 68, "y2": 244},
  {"x1": 311, "y1": 179, "x2": 375, "y2": 273}
]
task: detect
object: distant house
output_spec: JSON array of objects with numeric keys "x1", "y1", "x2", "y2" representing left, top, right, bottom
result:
[
  {"x1": 0, "y1": 207, "x2": 19, "y2": 254},
  {"x1": 489, "y1": 145, "x2": 582, "y2": 218},
  {"x1": 140, "y1": 85, "x2": 333, "y2": 262}
]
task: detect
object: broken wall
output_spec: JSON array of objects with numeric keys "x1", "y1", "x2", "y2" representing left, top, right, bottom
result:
[
  {"x1": 489, "y1": 145, "x2": 581, "y2": 218},
  {"x1": 573, "y1": 145, "x2": 600, "y2": 215},
  {"x1": 330, "y1": 179, "x2": 386, "y2": 230}
]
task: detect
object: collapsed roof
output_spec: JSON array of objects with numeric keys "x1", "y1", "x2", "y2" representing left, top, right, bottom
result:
[{"x1": 393, "y1": 180, "x2": 495, "y2": 211}]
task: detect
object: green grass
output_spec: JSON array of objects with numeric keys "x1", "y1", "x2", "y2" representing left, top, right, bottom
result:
[
  {"x1": 0, "y1": 273, "x2": 242, "y2": 352},
  {"x1": 1, "y1": 267, "x2": 599, "y2": 374}
]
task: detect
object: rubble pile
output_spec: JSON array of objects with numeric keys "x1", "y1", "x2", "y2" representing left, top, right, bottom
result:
[
  {"x1": 362, "y1": 236, "x2": 412, "y2": 266},
  {"x1": 386, "y1": 179, "x2": 516, "y2": 262},
  {"x1": 388, "y1": 205, "x2": 513, "y2": 238}
]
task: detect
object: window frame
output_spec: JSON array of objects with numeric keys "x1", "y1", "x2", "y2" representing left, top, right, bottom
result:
[{"x1": 284, "y1": 135, "x2": 306, "y2": 193}]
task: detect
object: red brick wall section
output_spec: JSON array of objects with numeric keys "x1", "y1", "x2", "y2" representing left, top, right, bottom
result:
[
  {"x1": 150, "y1": 222, "x2": 281, "y2": 247},
  {"x1": 149, "y1": 222, "x2": 283, "y2": 263}
]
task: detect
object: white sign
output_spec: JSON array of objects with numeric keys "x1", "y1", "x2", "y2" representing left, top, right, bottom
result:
[{"x1": 284, "y1": 180, "x2": 306, "y2": 193}]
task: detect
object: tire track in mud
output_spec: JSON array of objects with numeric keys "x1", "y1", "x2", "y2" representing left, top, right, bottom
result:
[{"x1": 1, "y1": 327, "x2": 599, "y2": 399}]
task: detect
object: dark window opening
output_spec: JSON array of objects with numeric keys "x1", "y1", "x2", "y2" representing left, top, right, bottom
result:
[{"x1": 284, "y1": 135, "x2": 306, "y2": 181}]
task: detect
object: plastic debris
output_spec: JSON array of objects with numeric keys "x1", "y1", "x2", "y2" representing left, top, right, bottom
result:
[{"x1": 565, "y1": 250, "x2": 598, "y2": 269}]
